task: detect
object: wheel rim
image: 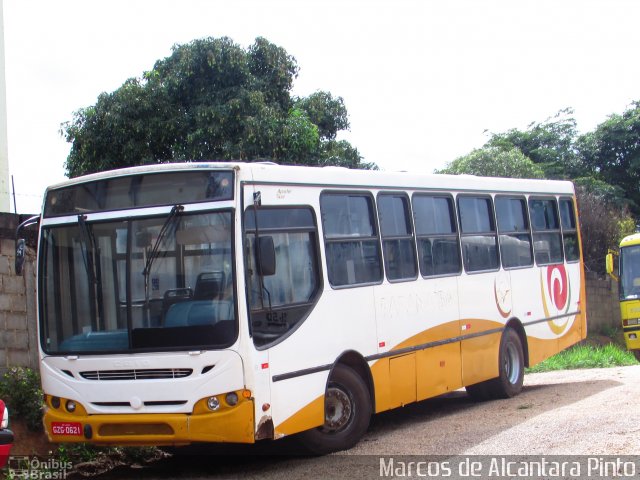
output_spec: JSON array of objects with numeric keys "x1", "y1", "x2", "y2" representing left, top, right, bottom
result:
[
  {"x1": 322, "y1": 385, "x2": 353, "y2": 433},
  {"x1": 504, "y1": 341, "x2": 521, "y2": 385}
]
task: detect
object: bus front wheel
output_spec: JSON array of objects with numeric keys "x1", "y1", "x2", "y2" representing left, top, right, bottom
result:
[{"x1": 298, "y1": 364, "x2": 371, "y2": 454}]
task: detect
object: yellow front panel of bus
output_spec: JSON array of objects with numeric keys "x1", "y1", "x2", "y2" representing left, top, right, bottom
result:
[{"x1": 621, "y1": 300, "x2": 640, "y2": 351}]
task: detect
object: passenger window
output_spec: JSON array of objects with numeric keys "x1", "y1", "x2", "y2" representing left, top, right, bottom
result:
[
  {"x1": 457, "y1": 196, "x2": 499, "y2": 272},
  {"x1": 412, "y1": 194, "x2": 461, "y2": 276},
  {"x1": 495, "y1": 196, "x2": 533, "y2": 268},
  {"x1": 378, "y1": 194, "x2": 417, "y2": 281},
  {"x1": 320, "y1": 193, "x2": 383, "y2": 287},
  {"x1": 244, "y1": 207, "x2": 321, "y2": 347},
  {"x1": 560, "y1": 198, "x2": 580, "y2": 262},
  {"x1": 529, "y1": 198, "x2": 563, "y2": 265}
]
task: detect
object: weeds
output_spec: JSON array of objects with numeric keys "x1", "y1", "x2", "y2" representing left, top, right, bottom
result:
[
  {"x1": 0, "y1": 366, "x2": 44, "y2": 431},
  {"x1": 527, "y1": 342, "x2": 637, "y2": 373}
]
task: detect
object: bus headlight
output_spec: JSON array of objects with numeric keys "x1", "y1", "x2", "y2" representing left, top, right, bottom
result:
[
  {"x1": 207, "y1": 396, "x2": 220, "y2": 411},
  {"x1": 66, "y1": 400, "x2": 77, "y2": 413},
  {"x1": 225, "y1": 392, "x2": 239, "y2": 406}
]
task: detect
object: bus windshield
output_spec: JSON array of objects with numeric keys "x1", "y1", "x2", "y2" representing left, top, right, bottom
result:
[
  {"x1": 40, "y1": 210, "x2": 236, "y2": 354},
  {"x1": 620, "y1": 245, "x2": 640, "y2": 300}
]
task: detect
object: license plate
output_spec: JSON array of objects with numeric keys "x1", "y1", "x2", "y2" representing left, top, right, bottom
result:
[{"x1": 51, "y1": 422, "x2": 83, "y2": 436}]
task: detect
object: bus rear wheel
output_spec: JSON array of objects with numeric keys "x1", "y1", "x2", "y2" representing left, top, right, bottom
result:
[
  {"x1": 466, "y1": 328, "x2": 524, "y2": 400},
  {"x1": 298, "y1": 364, "x2": 371, "y2": 454}
]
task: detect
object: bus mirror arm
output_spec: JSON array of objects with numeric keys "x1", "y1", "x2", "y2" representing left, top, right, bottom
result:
[{"x1": 15, "y1": 215, "x2": 40, "y2": 276}]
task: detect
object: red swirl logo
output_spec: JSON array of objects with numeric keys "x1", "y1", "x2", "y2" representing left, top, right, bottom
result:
[{"x1": 547, "y1": 264, "x2": 568, "y2": 312}]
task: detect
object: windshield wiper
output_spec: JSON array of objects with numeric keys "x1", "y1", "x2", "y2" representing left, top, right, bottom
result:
[
  {"x1": 78, "y1": 214, "x2": 97, "y2": 285},
  {"x1": 78, "y1": 214, "x2": 102, "y2": 329},
  {"x1": 142, "y1": 205, "x2": 184, "y2": 324},
  {"x1": 143, "y1": 205, "x2": 184, "y2": 277}
]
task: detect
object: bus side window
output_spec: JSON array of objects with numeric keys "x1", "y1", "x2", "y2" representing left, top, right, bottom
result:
[
  {"x1": 377, "y1": 193, "x2": 418, "y2": 282},
  {"x1": 495, "y1": 196, "x2": 533, "y2": 269},
  {"x1": 321, "y1": 193, "x2": 383, "y2": 287},
  {"x1": 412, "y1": 194, "x2": 461, "y2": 277},
  {"x1": 458, "y1": 196, "x2": 499, "y2": 272},
  {"x1": 529, "y1": 198, "x2": 563, "y2": 265},
  {"x1": 560, "y1": 198, "x2": 580, "y2": 262}
]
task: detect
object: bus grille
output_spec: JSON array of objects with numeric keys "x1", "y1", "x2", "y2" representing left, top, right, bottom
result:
[{"x1": 80, "y1": 368, "x2": 193, "y2": 381}]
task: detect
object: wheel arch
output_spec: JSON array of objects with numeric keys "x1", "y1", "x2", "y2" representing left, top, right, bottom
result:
[
  {"x1": 506, "y1": 317, "x2": 529, "y2": 368},
  {"x1": 330, "y1": 350, "x2": 376, "y2": 413}
]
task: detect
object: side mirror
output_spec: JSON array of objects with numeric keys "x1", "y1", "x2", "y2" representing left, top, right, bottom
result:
[
  {"x1": 606, "y1": 250, "x2": 618, "y2": 281},
  {"x1": 15, "y1": 239, "x2": 26, "y2": 275},
  {"x1": 256, "y1": 236, "x2": 276, "y2": 276},
  {"x1": 14, "y1": 215, "x2": 40, "y2": 276}
]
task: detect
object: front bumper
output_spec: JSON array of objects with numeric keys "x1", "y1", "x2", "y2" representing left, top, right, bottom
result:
[{"x1": 43, "y1": 401, "x2": 255, "y2": 446}]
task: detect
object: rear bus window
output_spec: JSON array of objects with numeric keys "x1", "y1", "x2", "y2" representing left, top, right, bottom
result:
[{"x1": 560, "y1": 198, "x2": 580, "y2": 262}]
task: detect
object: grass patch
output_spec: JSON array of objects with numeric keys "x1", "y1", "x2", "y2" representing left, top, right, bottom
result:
[{"x1": 527, "y1": 342, "x2": 637, "y2": 373}]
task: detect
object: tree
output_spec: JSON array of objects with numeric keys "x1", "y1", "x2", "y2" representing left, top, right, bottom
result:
[
  {"x1": 485, "y1": 108, "x2": 583, "y2": 179},
  {"x1": 576, "y1": 188, "x2": 635, "y2": 274},
  {"x1": 62, "y1": 36, "x2": 372, "y2": 177},
  {"x1": 476, "y1": 108, "x2": 628, "y2": 207},
  {"x1": 436, "y1": 146, "x2": 545, "y2": 178},
  {"x1": 576, "y1": 101, "x2": 640, "y2": 216}
]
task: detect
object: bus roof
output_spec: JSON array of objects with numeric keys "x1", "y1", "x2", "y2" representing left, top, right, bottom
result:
[
  {"x1": 620, "y1": 233, "x2": 640, "y2": 248},
  {"x1": 47, "y1": 162, "x2": 576, "y2": 196}
]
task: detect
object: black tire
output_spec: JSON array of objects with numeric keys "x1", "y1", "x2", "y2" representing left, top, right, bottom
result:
[
  {"x1": 466, "y1": 328, "x2": 524, "y2": 401},
  {"x1": 633, "y1": 350, "x2": 640, "y2": 362},
  {"x1": 298, "y1": 364, "x2": 371, "y2": 454}
]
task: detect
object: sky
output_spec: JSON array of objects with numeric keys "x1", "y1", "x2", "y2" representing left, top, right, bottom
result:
[{"x1": 3, "y1": 0, "x2": 640, "y2": 213}]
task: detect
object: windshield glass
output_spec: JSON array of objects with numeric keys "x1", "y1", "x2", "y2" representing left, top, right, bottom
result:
[
  {"x1": 620, "y1": 245, "x2": 640, "y2": 300},
  {"x1": 40, "y1": 210, "x2": 236, "y2": 353}
]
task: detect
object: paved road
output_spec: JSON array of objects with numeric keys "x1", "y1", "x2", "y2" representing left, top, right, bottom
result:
[{"x1": 89, "y1": 366, "x2": 640, "y2": 479}]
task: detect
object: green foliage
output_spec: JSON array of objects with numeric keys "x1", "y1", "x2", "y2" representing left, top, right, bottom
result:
[
  {"x1": 0, "y1": 367, "x2": 44, "y2": 431},
  {"x1": 572, "y1": 176, "x2": 628, "y2": 208},
  {"x1": 62, "y1": 36, "x2": 372, "y2": 177},
  {"x1": 55, "y1": 444, "x2": 164, "y2": 475},
  {"x1": 295, "y1": 91, "x2": 349, "y2": 140},
  {"x1": 577, "y1": 101, "x2": 640, "y2": 216},
  {"x1": 486, "y1": 108, "x2": 583, "y2": 179},
  {"x1": 618, "y1": 216, "x2": 636, "y2": 243},
  {"x1": 436, "y1": 146, "x2": 545, "y2": 178},
  {"x1": 56, "y1": 443, "x2": 103, "y2": 464},
  {"x1": 527, "y1": 343, "x2": 637, "y2": 372},
  {"x1": 576, "y1": 188, "x2": 635, "y2": 274}
]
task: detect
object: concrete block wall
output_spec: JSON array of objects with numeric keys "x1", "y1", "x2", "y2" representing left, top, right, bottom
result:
[
  {"x1": 585, "y1": 271, "x2": 622, "y2": 333},
  {"x1": 0, "y1": 213, "x2": 38, "y2": 371}
]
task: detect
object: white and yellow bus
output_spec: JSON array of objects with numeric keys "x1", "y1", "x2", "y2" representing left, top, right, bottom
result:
[{"x1": 19, "y1": 162, "x2": 586, "y2": 453}]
